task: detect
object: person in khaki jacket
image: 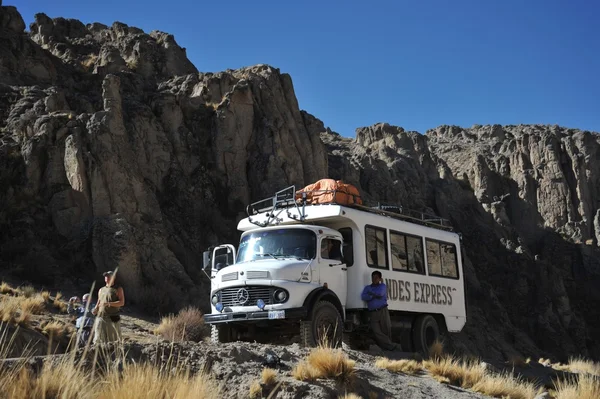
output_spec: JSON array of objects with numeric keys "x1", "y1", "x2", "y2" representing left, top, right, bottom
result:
[
  {"x1": 361, "y1": 271, "x2": 399, "y2": 351},
  {"x1": 92, "y1": 270, "x2": 125, "y2": 344}
]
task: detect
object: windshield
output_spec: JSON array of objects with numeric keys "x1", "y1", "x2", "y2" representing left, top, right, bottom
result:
[{"x1": 237, "y1": 229, "x2": 317, "y2": 263}]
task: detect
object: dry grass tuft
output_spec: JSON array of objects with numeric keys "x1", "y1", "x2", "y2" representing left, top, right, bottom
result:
[
  {"x1": 424, "y1": 356, "x2": 540, "y2": 399},
  {"x1": 19, "y1": 285, "x2": 36, "y2": 298},
  {"x1": 1, "y1": 359, "x2": 97, "y2": 399},
  {"x1": 248, "y1": 380, "x2": 262, "y2": 399},
  {"x1": 42, "y1": 321, "x2": 69, "y2": 340},
  {"x1": 0, "y1": 281, "x2": 14, "y2": 295},
  {"x1": 554, "y1": 373, "x2": 600, "y2": 399},
  {"x1": 471, "y1": 372, "x2": 540, "y2": 399},
  {"x1": 99, "y1": 362, "x2": 221, "y2": 399},
  {"x1": 292, "y1": 360, "x2": 319, "y2": 382},
  {"x1": 261, "y1": 367, "x2": 278, "y2": 386},
  {"x1": 293, "y1": 346, "x2": 355, "y2": 383},
  {"x1": 53, "y1": 292, "x2": 67, "y2": 313},
  {"x1": 424, "y1": 356, "x2": 486, "y2": 387},
  {"x1": 0, "y1": 294, "x2": 46, "y2": 326},
  {"x1": 338, "y1": 394, "x2": 362, "y2": 399},
  {"x1": 155, "y1": 306, "x2": 206, "y2": 342},
  {"x1": 0, "y1": 306, "x2": 223, "y2": 399},
  {"x1": 40, "y1": 291, "x2": 50, "y2": 302},
  {"x1": 564, "y1": 357, "x2": 600, "y2": 377},
  {"x1": 375, "y1": 357, "x2": 422, "y2": 374},
  {"x1": 428, "y1": 339, "x2": 445, "y2": 360},
  {"x1": 21, "y1": 295, "x2": 46, "y2": 314}
]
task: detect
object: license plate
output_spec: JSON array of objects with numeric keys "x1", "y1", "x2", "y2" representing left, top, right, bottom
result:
[{"x1": 268, "y1": 310, "x2": 285, "y2": 320}]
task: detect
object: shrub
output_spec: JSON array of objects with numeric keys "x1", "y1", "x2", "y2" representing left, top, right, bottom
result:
[
  {"x1": 292, "y1": 346, "x2": 355, "y2": 383},
  {"x1": 424, "y1": 356, "x2": 540, "y2": 399},
  {"x1": 0, "y1": 329, "x2": 222, "y2": 399},
  {"x1": 471, "y1": 372, "x2": 540, "y2": 399},
  {"x1": 19, "y1": 285, "x2": 36, "y2": 298},
  {"x1": 154, "y1": 307, "x2": 206, "y2": 342},
  {"x1": 21, "y1": 295, "x2": 46, "y2": 315},
  {"x1": 53, "y1": 292, "x2": 67, "y2": 313},
  {"x1": 565, "y1": 357, "x2": 600, "y2": 377},
  {"x1": 0, "y1": 295, "x2": 45, "y2": 327},
  {"x1": 554, "y1": 373, "x2": 600, "y2": 399},
  {"x1": 248, "y1": 381, "x2": 262, "y2": 399},
  {"x1": 42, "y1": 321, "x2": 69, "y2": 340},
  {"x1": 0, "y1": 282, "x2": 14, "y2": 295},
  {"x1": 261, "y1": 367, "x2": 277, "y2": 385},
  {"x1": 40, "y1": 291, "x2": 50, "y2": 302}
]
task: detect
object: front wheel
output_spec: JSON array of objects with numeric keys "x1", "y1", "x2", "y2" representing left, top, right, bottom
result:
[
  {"x1": 211, "y1": 324, "x2": 234, "y2": 343},
  {"x1": 300, "y1": 301, "x2": 342, "y2": 348}
]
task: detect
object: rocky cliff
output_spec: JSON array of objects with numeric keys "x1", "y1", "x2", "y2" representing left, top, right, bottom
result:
[{"x1": 1, "y1": 4, "x2": 598, "y2": 362}]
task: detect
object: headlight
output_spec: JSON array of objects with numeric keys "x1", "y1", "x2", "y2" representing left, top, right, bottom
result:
[
  {"x1": 274, "y1": 289, "x2": 288, "y2": 303},
  {"x1": 211, "y1": 294, "x2": 219, "y2": 305}
]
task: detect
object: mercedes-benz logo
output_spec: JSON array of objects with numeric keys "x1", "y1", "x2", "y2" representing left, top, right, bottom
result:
[{"x1": 236, "y1": 288, "x2": 249, "y2": 305}]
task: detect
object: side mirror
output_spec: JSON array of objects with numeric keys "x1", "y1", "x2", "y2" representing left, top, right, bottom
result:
[{"x1": 203, "y1": 251, "x2": 211, "y2": 269}]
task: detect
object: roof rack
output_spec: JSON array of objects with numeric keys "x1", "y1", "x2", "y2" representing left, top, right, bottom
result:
[
  {"x1": 357, "y1": 204, "x2": 454, "y2": 231},
  {"x1": 246, "y1": 186, "x2": 307, "y2": 227},
  {"x1": 245, "y1": 186, "x2": 454, "y2": 232}
]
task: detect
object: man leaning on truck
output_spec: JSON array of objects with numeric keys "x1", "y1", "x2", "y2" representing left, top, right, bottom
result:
[{"x1": 361, "y1": 271, "x2": 399, "y2": 351}]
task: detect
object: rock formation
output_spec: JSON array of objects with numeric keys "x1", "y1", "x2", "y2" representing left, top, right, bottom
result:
[
  {"x1": 0, "y1": 4, "x2": 598, "y2": 362},
  {"x1": 322, "y1": 123, "x2": 600, "y2": 361}
]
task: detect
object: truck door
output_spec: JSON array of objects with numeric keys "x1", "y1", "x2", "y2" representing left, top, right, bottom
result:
[{"x1": 318, "y1": 237, "x2": 347, "y2": 307}]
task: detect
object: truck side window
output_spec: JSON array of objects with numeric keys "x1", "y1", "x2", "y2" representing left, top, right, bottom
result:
[
  {"x1": 321, "y1": 238, "x2": 342, "y2": 261},
  {"x1": 441, "y1": 242, "x2": 458, "y2": 278},
  {"x1": 426, "y1": 240, "x2": 442, "y2": 275},
  {"x1": 406, "y1": 236, "x2": 424, "y2": 273},
  {"x1": 426, "y1": 240, "x2": 458, "y2": 279},
  {"x1": 390, "y1": 232, "x2": 408, "y2": 271},
  {"x1": 365, "y1": 225, "x2": 388, "y2": 269},
  {"x1": 338, "y1": 227, "x2": 354, "y2": 266}
]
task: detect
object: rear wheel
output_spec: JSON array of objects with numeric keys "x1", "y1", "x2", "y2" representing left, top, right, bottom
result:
[
  {"x1": 211, "y1": 324, "x2": 234, "y2": 343},
  {"x1": 412, "y1": 315, "x2": 439, "y2": 355},
  {"x1": 300, "y1": 301, "x2": 342, "y2": 348}
]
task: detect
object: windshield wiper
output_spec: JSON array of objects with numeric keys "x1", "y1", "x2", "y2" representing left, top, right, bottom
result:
[{"x1": 256, "y1": 253, "x2": 278, "y2": 259}]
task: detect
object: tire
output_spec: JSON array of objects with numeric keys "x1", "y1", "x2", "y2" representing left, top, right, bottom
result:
[
  {"x1": 412, "y1": 315, "x2": 439, "y2": 355},
  {"x1": 211, "y1": 324, "x2": 234, "y2": 343},
  {"x1": 300, "y1": 301, "x2": 343, "y2": 348}
]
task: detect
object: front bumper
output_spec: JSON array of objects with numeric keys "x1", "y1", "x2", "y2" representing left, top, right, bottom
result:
[{"x1": 204, "y1": 307, "x2": 307, "y2": 324}]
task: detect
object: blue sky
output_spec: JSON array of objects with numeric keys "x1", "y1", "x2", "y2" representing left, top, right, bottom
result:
[{"x1": 11, "y1": 0, "x2": 600, "y2": 137}]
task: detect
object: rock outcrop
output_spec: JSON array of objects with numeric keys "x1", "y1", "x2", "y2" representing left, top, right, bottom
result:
[
  {"x1": 322, "y1": 123, "x2": 600, "y2": 361},
  {"x1": 0, "y1": 7, "x2": 328, "y2": 311},
  {"x1": 0, "y1": 4, "x2": 598, "y2": 362}
]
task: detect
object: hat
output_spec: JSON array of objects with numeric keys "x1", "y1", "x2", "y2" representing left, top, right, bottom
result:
[{"x1": 103, "y1": 270, "x2": 114, "y2": 277}]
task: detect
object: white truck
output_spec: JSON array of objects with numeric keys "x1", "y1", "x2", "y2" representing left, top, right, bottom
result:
[{"x1": 203, "y1": 186, "x2": 466, "y2": 353}]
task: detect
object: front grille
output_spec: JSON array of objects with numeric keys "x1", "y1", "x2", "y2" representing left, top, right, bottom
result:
[{"x1": 218, "y1": 285, "x2": 273, "y2": 307}]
